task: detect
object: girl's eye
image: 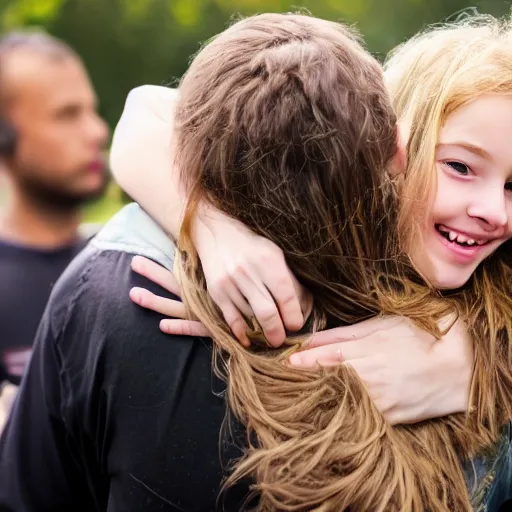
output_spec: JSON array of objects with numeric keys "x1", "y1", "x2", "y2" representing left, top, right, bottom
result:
[
  {"x1": 505, "y1": 181, "x2": 512, "y2": 192},
  {"x1": 445, "y1": 161, "x2": 469, "y2": 175}
]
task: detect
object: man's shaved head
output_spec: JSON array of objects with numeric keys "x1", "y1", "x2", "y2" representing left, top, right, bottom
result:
[
  {"x1": 0, "y1": 30, "x2": 77, "y2": 59},
  {"x1": 0, "y1": 31, "x2": 78, "y2": 107}
]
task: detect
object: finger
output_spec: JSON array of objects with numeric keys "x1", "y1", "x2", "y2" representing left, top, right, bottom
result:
[
  {"x1": 130, "y1": 287, "x2": 187, "y2": 319},
  {"x1": 288, "y1": 344, "x2": 344, "y2": 368},
  {"x1": 299, "y1": 286, "x2": 314, "y2": 321},
  {"x1": 217, "y1": 301, "x2": 251, "y2": 348},
  {"x1": 341, "y1": 358, "x2": 375, "y2": 388},
  {"x1": 232, "y1": 269, "x2": 286, "y2": 347},
  {"x1": 247, "y1": 294, "x2": 285, "y2": 347},
  {"x1": 259, "y1": 265, "x2": 304, "y2": 333},
  {"x1": 131, "y1": 256, "x2": 181, "y2": 297},
  {"x1": 160, "y1": 319, "x2": 211, "y2": 337},
  {"x1": 306, "y1": 337, "x2": 380, "y2": 362},
  {"x1": 289, "y1": 336, "x2": 380, "y2": 368},
  {"x1": 210, "y1": 278, "x2": 253, "y2": 320},
  {"x1": 346, "y1": 358, "x2": 396, "y2": 421},
  {"x1": 208, "y1": 283, "x2": 251, "y2": 347},
  {"x1": 384, "y1": 408, "x2": 408, "y2": 426},
  {"x1": 305, "y1": 316, "x2": 397, "y2": 348}
]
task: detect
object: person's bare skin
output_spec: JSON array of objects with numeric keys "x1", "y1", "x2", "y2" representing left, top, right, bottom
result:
[
  {"x1": 0, "y1": 382, "x2": 17, "y2": 435},
  {"x1": 128, "y1": 254, "x2": 472, "y2": 425}
]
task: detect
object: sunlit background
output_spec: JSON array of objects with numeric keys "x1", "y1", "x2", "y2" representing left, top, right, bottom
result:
[{"x1": 1, "y1": 0, "x2": 510, "y2": 223}]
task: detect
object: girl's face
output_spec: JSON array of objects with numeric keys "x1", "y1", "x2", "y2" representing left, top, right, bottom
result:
[{"x1": 411, "y1": 94, "x2": 512, "y2": 290}]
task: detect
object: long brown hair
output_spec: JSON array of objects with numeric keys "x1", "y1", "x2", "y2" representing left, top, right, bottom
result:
[{"x1": 173, "y1": 13, "x2": 511, "y2": 511}]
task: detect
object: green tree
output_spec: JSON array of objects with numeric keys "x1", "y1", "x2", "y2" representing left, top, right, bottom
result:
[{"x1": 1, "y1": 0, "x2": 510, "y2": 221}]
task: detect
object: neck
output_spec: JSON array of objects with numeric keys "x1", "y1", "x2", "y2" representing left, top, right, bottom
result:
[{"x1": 0, "y1": 184, "x2": 81, "y2": 249}]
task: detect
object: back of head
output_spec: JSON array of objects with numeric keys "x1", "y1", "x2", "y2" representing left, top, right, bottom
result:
[{"x1": 176, "y1": 13, "x2": 404, "y2": 329}]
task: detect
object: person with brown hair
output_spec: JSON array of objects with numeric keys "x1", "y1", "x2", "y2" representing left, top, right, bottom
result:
[{"x1": 1, "y1": 12, "x2": 511, "y2": 512}]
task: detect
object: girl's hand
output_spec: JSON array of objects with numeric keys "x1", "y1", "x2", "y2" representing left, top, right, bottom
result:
[
  {"x1": 129, "y1": 256, "x2": 209, "y2": 337},
  {"x1": 130, "y1": 261, "x2": 472, "y2": 426},
  {"x1": 191, "y1": 211, "x2": 312, "y2": 346},
  {"x1": 289, "y1": 316, "x2": 472, "y2": 425}
]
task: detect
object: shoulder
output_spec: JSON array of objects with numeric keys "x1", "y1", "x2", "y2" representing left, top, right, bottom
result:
[
  {"x1": 46, "y1": 244, "x2": 220, "y2": 439},
  {"x1": 28, "y1": 244, "x2": 250, "y2": 511},
  {"x1": 50, "y1": 244, "x2": 207, "y2": 354},
  {"x1": 48, "y1": 246, "x2": 216, "y2": 400}
]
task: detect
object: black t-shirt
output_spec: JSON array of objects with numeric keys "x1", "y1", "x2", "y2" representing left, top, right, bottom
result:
[
  {"x1": 0, "y1": 246, "x2": 250, "y2": 511},
  {"x1": 0, "y1": 237, "x2": 87, "y2": 384}
]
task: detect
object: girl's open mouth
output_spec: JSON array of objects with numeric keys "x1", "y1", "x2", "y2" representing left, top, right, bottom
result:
[{"x1": 435, "y1": 224, "x2": 491, "y2": 248}]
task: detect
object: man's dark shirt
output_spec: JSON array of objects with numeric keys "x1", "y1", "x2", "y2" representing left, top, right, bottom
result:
[
  {"x1": 0, "y1": 245, "x2": 248, "y2": 511},
  {"x1": 0, "y1": 238, "x2": 87, "y2": 384}
]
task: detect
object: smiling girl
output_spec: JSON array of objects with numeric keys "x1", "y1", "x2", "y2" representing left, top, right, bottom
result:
[{"x1": 111, "y1": 14, "x2": 512, "y2": 510}]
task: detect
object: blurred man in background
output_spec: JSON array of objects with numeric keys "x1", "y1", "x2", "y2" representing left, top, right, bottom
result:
[{"x1": 0, "y1": 30, "x2": 109, "y2": 430}]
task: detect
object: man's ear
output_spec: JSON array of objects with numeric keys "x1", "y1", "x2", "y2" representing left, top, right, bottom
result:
[
  {"x1": 387, "y1": 122, "x2": 407, "y2": 178},
  {"x1": 0, "y1": 118, "x2": 17, "y2": 160}
]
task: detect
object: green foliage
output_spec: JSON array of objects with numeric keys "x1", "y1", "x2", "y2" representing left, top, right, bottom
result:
[
  {"x1": 0, "y1": 0, "x2": 510, "y2": 222},
  {"x1": 82, "y1": 180, "x2": 127, "y2": 223},
  {"x1": 2, "y1": 0, "x2": 510, "y2": 130}
]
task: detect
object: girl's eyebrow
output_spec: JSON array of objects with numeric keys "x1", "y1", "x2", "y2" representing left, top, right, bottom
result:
[{"x1": 437, "y1": 142, "x2": 491, "y2": 160}]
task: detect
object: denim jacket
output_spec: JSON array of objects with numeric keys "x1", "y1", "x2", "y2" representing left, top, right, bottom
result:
[
  {"x1": 465, "y1": 424, "x2": 512, "y2": 511},
  {"x1": 90, "y1": 203, "x2": 512, "y2": 511}
]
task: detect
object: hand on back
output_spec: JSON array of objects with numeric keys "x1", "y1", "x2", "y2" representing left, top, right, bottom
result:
[
  {"x1": 129, "y1": 255, "x2": 472, "y2": 425},
  {"x1": 129, "y1": 213, "x2": 312, "y2": 347}
]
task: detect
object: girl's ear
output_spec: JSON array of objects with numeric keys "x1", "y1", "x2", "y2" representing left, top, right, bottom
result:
[{"x1": 388, "y1": 122, "x2": 408, "y2": 178}]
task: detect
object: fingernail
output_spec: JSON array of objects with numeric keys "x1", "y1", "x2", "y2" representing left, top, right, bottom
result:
[{"x1": 159, "y1": 320, "x2": 169, "y2": 333}]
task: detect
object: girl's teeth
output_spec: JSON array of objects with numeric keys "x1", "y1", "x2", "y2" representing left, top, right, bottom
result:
[{"x1": 439, "y1": 226, "x2": 486, "y2": 246}]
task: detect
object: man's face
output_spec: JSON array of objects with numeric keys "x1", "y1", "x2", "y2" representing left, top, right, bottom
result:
[{"x1": 5, "y1": 52, "x2": 109, "y2": 209}]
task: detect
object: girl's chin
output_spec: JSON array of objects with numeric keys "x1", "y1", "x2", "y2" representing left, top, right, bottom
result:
[{"x1": 426, "y1": 264, "x2": 474, "y2": 290}]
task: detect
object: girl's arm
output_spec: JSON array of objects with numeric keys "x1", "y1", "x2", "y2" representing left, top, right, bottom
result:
[{"x1": 110, "y1": 86, "x2": 310, "y2": 346}]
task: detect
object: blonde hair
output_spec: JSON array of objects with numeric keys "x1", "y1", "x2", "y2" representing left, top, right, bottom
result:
[
  {"x1": 174, "y1": 12, "x2": 512, "y2": 512},
  {"x1": 385, "y1": 14, "x2": 512, "y2": 252},
  {"x1": 385, "y1": 11, "x2": 512, "y2": 439}
]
